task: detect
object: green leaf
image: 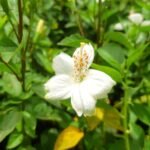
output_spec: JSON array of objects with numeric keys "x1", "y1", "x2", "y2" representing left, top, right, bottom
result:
[
  {"x1": 144, "y1": 137, "x2": 150, "y2": 150},
  {"x1": 23, "y1": 111, "x2": 36, "y2": 138},
  {"x1": 34, "y1": 52, "x2": 53, "y2": 73},
  {"x1": 127, "y1": 44, "x2": 147, "y2": 68},
  {"x1": 33, "y1": 102, "x2": 61, "y2": 122},
  {"x1": 102, "y1": 8, "x2": 119, "y2": 21},
  {"x1": 0, "y1": 0, "x2": 9, "y2": 14},
  {"x1": 99, "y1": 43, "x2": 126, "y2": 63},
  {"x1": 97, "y1": 47, "x2": 121, "y2": 71},
  {"x1": 130, "y1": 103, "x2": 150, "y2": 125},
  {"x1": 0, "y1": 62, "x2": 10, "y2": 72},
  {"x1": 91, "y1": 63, "x2": 122, "y2": 82},
  {"x1": 139, "y1": 25, "x2": 150, "y2": 32},
  {"x1": 0, "y1": 37, "x2": 17, "y2": 52},
  {"x1": 108, "y1": 139, "x2": 125, "y2": 150},
  {"x1": 105, "y1": 31, "x2": 133, "y2": 49},
  {"x1": 2, "y1": 72, "x2": 22, "y2": 97},
  {"x1": 0, "y1": 37, "x2": 17, "y2": 62},
  {"x1": 32, "y1": 83, "x2": 45, "y2": 98},
  {"x1": 7, "y1": 132, "x2": 23, "y2": 149},
  {"x1": 130, "y1": 122, "x2": 144, "y2": 148},
  {"x1": 0, "y1": 110, "x2": 21, "y2": 142},
  {"x1": 58, "y1": 34, "x2": 90, "y2": 47}
]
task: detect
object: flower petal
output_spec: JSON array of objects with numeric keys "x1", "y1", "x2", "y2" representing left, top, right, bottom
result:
[
  {"x1": 52, "y1": 53, "x2": 74, "y2": 75},
  {"x1": 82, "y1": 69, "x2": 116, "y2": 99},
  {"x1": 73, "y1": 43, "x2": 94, "y2": 68},
  {"x1": 128, "y1": 13, "x2": 143, "y2": 25},
  {"x1": 71, "y1": 84, "x2": 83, "y2": 116},
  {"x1": 44, "y1": 74, "x2": 73, "y2": 100},
  {"x1": 71, "y1": 84, "x2": 96, "y2": 116}
]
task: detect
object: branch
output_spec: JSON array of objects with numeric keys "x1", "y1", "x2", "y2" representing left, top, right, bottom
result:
[{"x1": 0, "y1": 56, "x2": 21, "y2": 81}]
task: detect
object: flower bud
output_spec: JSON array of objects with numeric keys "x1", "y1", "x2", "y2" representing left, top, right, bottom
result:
[
  {"x1": 128, "y1": 13, "x2": 143, "y2": 25},
  {"x1": 114, "y1": 23, "x2": 124, "y2": 31},
  {"x1": 36, "y1": 19, "x2": 45, "y2": 34}
]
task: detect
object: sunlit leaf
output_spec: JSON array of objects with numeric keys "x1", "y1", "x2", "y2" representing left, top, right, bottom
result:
[
  {"x1": 98, "y1": 101, "x2": 123, "y2": 131},
  {"x1": 7, "y1": 132, "x2": 23, "y2": 149},
  {"x1": 103, "y1": 108, "x2": 123, "y2": 131},
  {"x1": 54, "y1": 126, "x2": 84, "y2": 150},
  {"x1": 86, "y1": 108, "x2": 104, "y2": 131}
]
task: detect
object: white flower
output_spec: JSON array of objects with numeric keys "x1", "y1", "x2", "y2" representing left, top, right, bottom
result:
[
  {"x1": 128, "y1": 13, "x2": 143, "y2": 25},
  {"x1": 44, "y1": 43, "x2": 116, "y2": 116},
  {"x1": 141, "y1": 20, "x2": 150, "y2": 26},
  {"x1": 114, "y1": 23, "x2": 124, "y2": 31},
  {"x1": 96, "y1": 0, "x2": 105, "y2": 3}
]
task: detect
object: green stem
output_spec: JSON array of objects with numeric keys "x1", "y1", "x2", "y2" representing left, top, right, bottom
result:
[
  {"x1": 122, "y1": 60, "x2": 130, "y2": 150},
  {"x1": 76, "y1": 14, "x2": 84, "y2": 36},
  {"x1": 18, "y1": 0, "x2": 23, "y2": 43},
  {"x1": 0, "y1": 56, "x2": 21, "y2": 81},
  {"x1": 97, "y1": 0, "x2": 102, "y2": 46},
  {"x1": 123, "y1": 85, "x2": 130, "y2": 150},
  {"x1": 74, "y1": 0, "x2": 85, "y2": 36},
  {"x1": 18, "y1": 0, "x2": 26, "y2": 91}
]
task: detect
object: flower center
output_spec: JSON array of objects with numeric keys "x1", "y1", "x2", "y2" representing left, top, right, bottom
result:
[{"x1": 73, "y1": 44, "x2": 89, "y2": 82}]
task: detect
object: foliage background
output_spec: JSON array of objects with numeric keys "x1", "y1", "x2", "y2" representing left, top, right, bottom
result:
[{"x1": 0, "y1": 0, "x2": 150, "y2": 150}]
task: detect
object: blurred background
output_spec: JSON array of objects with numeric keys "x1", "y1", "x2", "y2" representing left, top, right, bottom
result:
[{"x1": 0, "y1": 0, "x2": 150, "y2": 150}]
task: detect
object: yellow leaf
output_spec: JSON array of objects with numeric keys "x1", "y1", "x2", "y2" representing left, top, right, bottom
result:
[
  {"x1": 54, "y1": 126, "x2": 84, "y2": 150},
  {"x1": 103, "y1": 109, "x2": 123, "y2": 131},
  {"x1": 86, "y1": 108, "x2": 104, "y2": 131}
]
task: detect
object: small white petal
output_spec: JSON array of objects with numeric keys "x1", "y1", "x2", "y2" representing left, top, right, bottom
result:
[
  {"x1": 52, "y1": 53, "x2": 74, "y2": 75},
  {"x1": 114, "y1": 23, "x2": 124, "y2": 31},
  {"x1": 141, "y1": 20, "x2": 150, "y2": 26},
  {"x1": 96, "y1": 0, "x2": 105, "y2": 3},
  {"x1": 44, "y1": 74, "x2": 73, "y2": 100},
  {"x1": 71, "y1": 84, "x2": 96, "y2": 116},
  {"x1": 82, "y1": 69, "x2": 116, "y2": 99},
  {"x1": 73, "y1": 43, "x2": 94, "y2": 68},
  {"x1": 128, "y1": 13, "x2": 143, "y2": 25}
]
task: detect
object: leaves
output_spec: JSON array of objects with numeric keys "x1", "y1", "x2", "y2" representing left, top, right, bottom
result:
[
  {"x1": 0, "y1": 0, "x2": 9, "y2": 14},
  {"x1": 2, "y1": 72, "x2": 22, "y2": 97},
  {"x1": 0, "y1": 0, "x2": 149, "y2": 149},
  {"x1": 7, "y1": 132, "x2": 23, "y2": 149},
  {"x1": 130, "y1": 103, "x2": 150, "y2": 125},
  {"x1": 105, "y1": 31, "x2": 133, "y2": 49},
  {"x1": 54, "y1": 126, "x2": 84, "y2": 150},
  {"x1": 86, "y1": 108, "x2": 104, "y2": 131},
  {"x1": 97, "y1": 46, "x2": 122, "y2": 71},
  {"x1": 92, "y1": 63, "x2": 122, "y2": 82},
  {"x1": 58, "y1": 34, "x2": 90, "y2": 47},
  {"x1": 23, "y1": 111, "x2": 36, "y2": 138},
  {"x1": 126, "y1": 44, "x2": 148, "y2": 68},
  {"x1": 0, "y1": 110, "x2": 21, "y2": 142},
  {"x1": 103, "y1": 108, "x2": 123, "y2": 131},
  {"x1": 0, "y1": 37, "x2": 17, "y2": 52}
]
